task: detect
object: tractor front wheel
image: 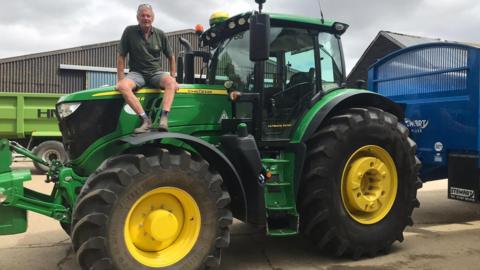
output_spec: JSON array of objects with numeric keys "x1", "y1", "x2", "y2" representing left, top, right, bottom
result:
[
  {"x1": 300, "y1": 107, "x2": 422, "y2": 259},
  {"x1": 71, "y1": 148, "x2": 232, "y2": 269}
]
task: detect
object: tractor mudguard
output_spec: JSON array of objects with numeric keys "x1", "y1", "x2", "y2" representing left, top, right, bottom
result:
[
  {"x1": 288, "y1": 91, "x2": 403, "y2": 197},
  {"x1": 120, "y1": 132, "x2": 248, "y2": 221},
  {"x1": 301, "y1": 91, "x2": 404, "y2": 142}
]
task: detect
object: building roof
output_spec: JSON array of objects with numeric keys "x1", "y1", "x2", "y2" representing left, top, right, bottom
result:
[
  {"x1": 381, "y1": 31, "x2": 442, "y2": 48},
  {"x1": 0, "y1": 29, "x2": 196, "y2": 64},
  {"x1": 461, "y1": 42, "x2": 480, "y2": 48},
  {"x1": 347, "y1": 31, "x2": 444, "y2": 81}
]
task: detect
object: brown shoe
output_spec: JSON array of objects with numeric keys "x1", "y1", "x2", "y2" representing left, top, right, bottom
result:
[
  {"x1": 134, "y1": 119, "x2": 152, "y2": 133},
  {"x1": 158, "y1": 117, "x2": 168, "y2": 132}
]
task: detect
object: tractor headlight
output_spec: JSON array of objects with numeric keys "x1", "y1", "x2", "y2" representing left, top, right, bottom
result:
[{"x1": 57, "y1": 102, "x2": 81, "y2": 119}]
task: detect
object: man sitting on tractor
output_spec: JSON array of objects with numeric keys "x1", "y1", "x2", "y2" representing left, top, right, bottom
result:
[{"x1": 116, "y1": 4, "x2": 178, "y2": 133}]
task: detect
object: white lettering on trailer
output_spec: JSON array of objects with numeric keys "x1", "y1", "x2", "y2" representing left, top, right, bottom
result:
[
  {"x1": 404, "y1": 118, "x2": 429, "y2": 133},
  {"x1": 449, "y1": 187, "x2": 475, "y2": 202}
]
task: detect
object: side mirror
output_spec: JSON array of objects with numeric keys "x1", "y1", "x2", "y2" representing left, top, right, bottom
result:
[{"x1": 249, "y1": 13, "x2": 270, "y2": 62}]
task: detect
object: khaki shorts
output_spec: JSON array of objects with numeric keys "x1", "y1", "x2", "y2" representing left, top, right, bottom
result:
[{"x1": 126, "y1": 71, "x2": 170, "y2": 89}]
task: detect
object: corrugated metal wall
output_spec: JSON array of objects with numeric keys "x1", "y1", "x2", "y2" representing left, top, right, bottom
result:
[
  {"x1": 86, "y1": 71, "x2": 117, "y2": 89},
  {"x1": 0, "y1": 29, "x2": 202, "y2": 94},
  {"x1": 346, "y1": 34, "x2": 402, "y2": 88}
]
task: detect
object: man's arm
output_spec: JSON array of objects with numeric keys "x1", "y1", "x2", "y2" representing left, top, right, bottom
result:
[
  {"x1": 168, "y1": 54, "x2": 176, "y2": 78},
  {"x1": 117, "y1": 54, "x2": 126, "y2": 81}
]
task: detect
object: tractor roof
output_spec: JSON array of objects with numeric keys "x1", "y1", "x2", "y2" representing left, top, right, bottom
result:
[
  {"x1": 269, "y1": 13, "x2": 335, "y2": 27},
  {"x1": 201, "y1": 12, "x2": 348, "y2": 47}
]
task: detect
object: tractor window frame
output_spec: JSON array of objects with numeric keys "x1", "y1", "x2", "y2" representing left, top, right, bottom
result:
[{"x1": 317, "y1": 32, "x2": 345, "y2": 91}]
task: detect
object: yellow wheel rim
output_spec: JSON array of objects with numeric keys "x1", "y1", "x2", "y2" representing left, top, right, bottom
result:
[
  {"x1": 341, "y1": 145, "x2": 398, "y2": 224},
  {"x1": 124, "y1": 187, "x2": 201, "y2": 267}
]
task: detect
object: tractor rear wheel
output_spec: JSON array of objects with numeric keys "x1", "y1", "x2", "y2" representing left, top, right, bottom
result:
[
  {"x1": 71, "y1": 148, "x2": 232, "y2": 270},
  {"x1": 299, "y1": 107, "x2": 422, "y2": 259}
]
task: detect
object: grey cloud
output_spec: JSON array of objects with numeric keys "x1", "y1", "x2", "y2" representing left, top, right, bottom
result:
[{"x1": 0, "y1": 0, "x2": 88, "y2": 26}]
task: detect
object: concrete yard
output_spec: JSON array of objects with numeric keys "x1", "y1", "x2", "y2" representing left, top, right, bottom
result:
[{"x1": 1, "y1": 162, "x2": 480, "y2": 270}]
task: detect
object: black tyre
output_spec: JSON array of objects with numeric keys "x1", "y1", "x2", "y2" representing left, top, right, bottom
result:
[
  {"x1": 60, "y1": 215, "x2": 72, "y2": 236},
  {"x1": 32, "y1": 140, "x2": 67, "y2": 173},
  {"x1": 71, "y1": 148, "x2": 232, "y2": 270},
  {"x1": 299, "y1": 107, "x2": 422, "y2": 259}
]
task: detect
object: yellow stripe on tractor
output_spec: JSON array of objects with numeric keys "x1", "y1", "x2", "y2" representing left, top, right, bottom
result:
[{"x1": 92, "y1": 88, "x2": 228, "y2": 97}]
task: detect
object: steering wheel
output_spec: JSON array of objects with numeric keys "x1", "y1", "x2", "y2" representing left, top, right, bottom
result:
[
  {"x1": 271, "y1": 82, "x2": 312, "y2": 100},
  {"x1": 269, "y1": 82, "x2": 313, "y2": 117}
]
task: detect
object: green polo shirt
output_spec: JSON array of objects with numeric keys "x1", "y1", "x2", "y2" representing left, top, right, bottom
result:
[{"x1": 119, "y1": 25, "x2": 173, "y2": 77}]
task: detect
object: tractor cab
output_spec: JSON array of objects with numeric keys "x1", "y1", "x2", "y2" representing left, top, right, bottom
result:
[{"x1": 200, "y1": 12, "x2": 348, "y2": 141}]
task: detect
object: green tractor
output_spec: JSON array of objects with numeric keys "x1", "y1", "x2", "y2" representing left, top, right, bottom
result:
[{"x1": 0, "y1": 2, "x2": 421, "y2": 269}]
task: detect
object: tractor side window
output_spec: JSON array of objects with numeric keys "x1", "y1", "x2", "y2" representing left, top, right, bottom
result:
[
  {"x1": 318, "y1": 32, "x2": 344, "y2": 91},
  {"x1": 285, "y1": 50, "x2": 315, "y2": 85}
]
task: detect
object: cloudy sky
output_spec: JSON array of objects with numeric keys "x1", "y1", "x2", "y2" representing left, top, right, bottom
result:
[{"x1": 1, "y1": 0, "x2": 479, "y2": 72}]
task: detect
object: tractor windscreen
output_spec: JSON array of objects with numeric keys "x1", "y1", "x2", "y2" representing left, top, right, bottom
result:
[
  {"x1": 211, "y1": 31, "x2": 253, "y2": 91},
  {"x1": 210, "y1": 27, "x2": 344, "y2": 92}
]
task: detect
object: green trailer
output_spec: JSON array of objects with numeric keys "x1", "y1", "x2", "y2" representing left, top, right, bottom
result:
[{"x1": 0, "y1": 92, "x2": 67, "y2": 172}]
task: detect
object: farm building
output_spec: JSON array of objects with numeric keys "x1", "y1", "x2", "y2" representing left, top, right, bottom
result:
[
  {"x1": 346, "y1": 31, "x2": 442, "y2": 88},
  {"x1": 0, "y1": 29, "x2": 202, "y2": 94}
]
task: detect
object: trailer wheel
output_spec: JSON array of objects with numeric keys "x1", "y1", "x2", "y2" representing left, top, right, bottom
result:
[
  {"x1": 71, "y1": 148, "x2": 232, "y2": 270},
  {"x1": 32, "y1": 140, "x2": 67, "y2": 173},
  {"x1": 299, "y1": 107, "x2": 422, "y2": 259}
]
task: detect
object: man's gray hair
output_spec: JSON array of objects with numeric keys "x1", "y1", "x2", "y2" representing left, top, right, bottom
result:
[{"x1": 137, "y1": 4, "x2": 153, "y2": 15}]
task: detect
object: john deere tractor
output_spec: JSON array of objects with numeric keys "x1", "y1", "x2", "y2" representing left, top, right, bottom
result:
[{"x1": 0, "y1": 1, "x2": 421, "y2": 269}]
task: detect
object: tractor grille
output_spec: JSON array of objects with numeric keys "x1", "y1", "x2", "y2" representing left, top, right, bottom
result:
[{"x1": 57, "y1": 99, "x2": 124, "y2": 160}]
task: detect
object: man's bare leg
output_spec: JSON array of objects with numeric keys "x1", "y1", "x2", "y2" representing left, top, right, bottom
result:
[
  {"x1": 158, "y1": 76, "x2": 178, "y2": 131},
  {"x1": 116, "y1": 79, "x2": 145, "y2": 114},
  {"x1": 117, "y1": 79, "x2": 152, "y2": 133}
]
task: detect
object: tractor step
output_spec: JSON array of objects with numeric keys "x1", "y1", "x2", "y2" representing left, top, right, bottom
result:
[
  {"x1": 266, "y1": 206, "x2": 295, "y2": 211},
  {"x1": 265, "y1": 182, "x2": 291, "y2": 186},
  {"x1": 266, "y1": 211, "x2": 299, "y2": 236},
  {"x1": 262, "y1": 157, "x2": 299, "y2": 236},
  {"x1": 267, "y1": 228, "x2": 299, "y2": 236}
]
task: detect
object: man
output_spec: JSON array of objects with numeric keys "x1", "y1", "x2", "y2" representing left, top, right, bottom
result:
[{"x1": 116, "y1": 4, "x2": 178, "y2": 133}]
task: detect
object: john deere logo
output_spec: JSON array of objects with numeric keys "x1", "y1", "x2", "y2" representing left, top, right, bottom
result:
[
  {"x1": 123, "y1": 104, "x2": 136, "y2": 115},
  {"x1": 218, "y1": 110, "x2": 229, "y2": 123}
]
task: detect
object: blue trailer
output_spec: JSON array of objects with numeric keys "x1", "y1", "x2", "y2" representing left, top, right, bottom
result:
[{"x1": 368, "y1": 42, "x2": 480, "y2": 202}]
